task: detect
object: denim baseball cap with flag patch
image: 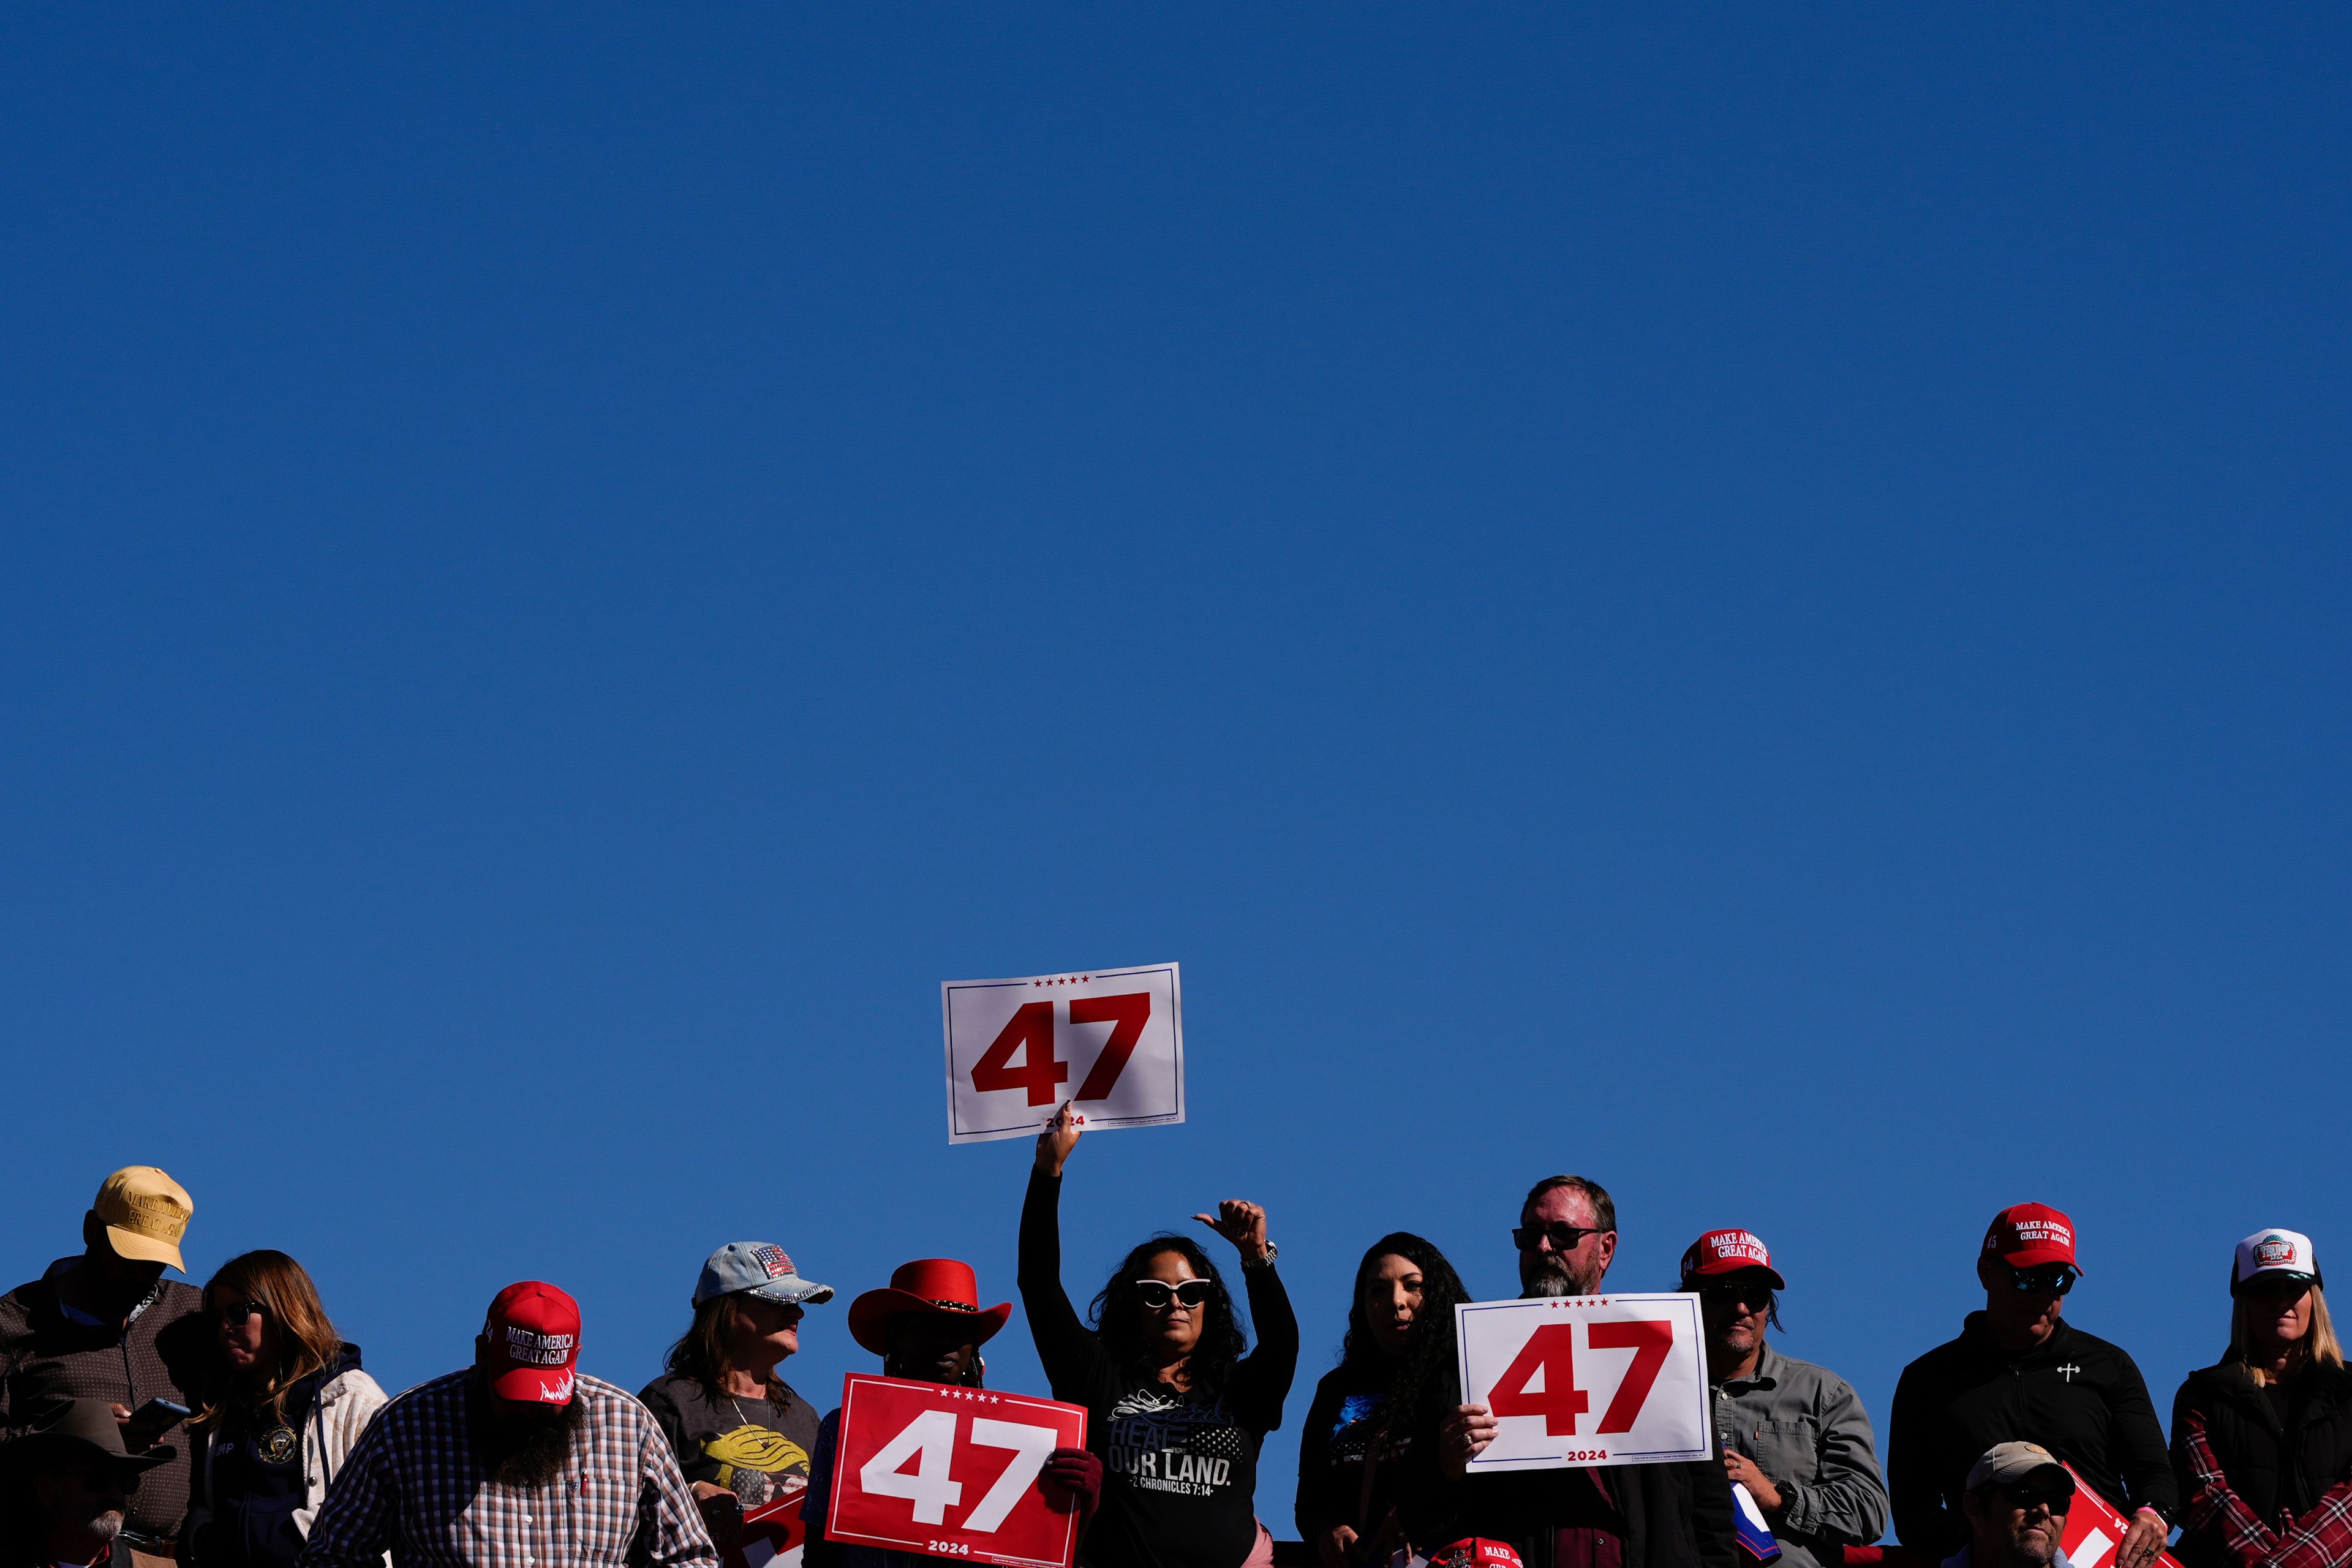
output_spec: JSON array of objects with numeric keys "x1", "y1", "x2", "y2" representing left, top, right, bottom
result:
[{"x1": 693, "y1": 1242, "x2": 835, "y2": 1308}]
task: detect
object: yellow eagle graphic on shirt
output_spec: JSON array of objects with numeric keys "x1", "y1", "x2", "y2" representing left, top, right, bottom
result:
[{"x1": 704, "y1": 1424, "x2": 811, "y2": 1502}]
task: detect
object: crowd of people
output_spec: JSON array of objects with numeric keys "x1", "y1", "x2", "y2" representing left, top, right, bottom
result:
[{"x1": 2, "y1": 1113, "x2": 2343, "y2": 1568}]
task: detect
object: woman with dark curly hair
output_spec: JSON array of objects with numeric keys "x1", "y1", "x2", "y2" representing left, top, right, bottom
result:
[
  {"x1": 1295, "y1": 1234, "x2": 1470, "y2": 1568},
  {"x1": 1018, "y1": 1101, "x2": 1300, "y2": 1568}
]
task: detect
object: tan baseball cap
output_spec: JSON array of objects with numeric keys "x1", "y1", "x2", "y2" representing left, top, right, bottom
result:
[
  {"x1": 92, "y1": 1167, "x2": 192, "y2": 1272},
  {"x1": 1966, "y1": 1442, "x2": 2075, "y2": 1497}
]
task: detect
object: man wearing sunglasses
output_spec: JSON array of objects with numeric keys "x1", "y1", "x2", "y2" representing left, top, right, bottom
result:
[
  {"x1": 1682, "y1": 1231, "x2": 1887, "y2": 1568},
  {"x1": 1888, "y1": 1205, "x2": 2174, "y2": 1567},
  {"x1": 1951, "y1": 1443, "x2": 2077, "y2": 1568},
  {"x1": 1403, "y1": 1175, "x2": 1740, "y2": 1568}
]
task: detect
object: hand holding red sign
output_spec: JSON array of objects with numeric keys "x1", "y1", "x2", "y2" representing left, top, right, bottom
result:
[
  {"x1": 2056, "y1": 1465, "x2": 2187, "y2": 1568},
  {"x1": 827, "y1": 1375, "x2": 1090, "y2": 1568}
]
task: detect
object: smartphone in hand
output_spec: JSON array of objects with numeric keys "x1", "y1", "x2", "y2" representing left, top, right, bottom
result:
[{"x1": 122, "y1": 1397, "x2": 190, "y2": 1450}]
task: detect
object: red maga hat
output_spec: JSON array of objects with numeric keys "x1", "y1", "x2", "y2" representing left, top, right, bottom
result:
[
  {"x1": 484, "y1": 1281, "x2": 581, "y2": 1404},
  {"x1": 1431, "y1": 1541, "x2": 1526, "y2": 1568},
  {"x1": 848, "y1": 1259, "x2": 1012, "y2": 1357},
  {"x1": 1982, "y1": 1204, "x2": 2079, "y2": 1272},
  {"x1": 1679, "y1": 1229, "x2": 1787, "y2": 1291}
]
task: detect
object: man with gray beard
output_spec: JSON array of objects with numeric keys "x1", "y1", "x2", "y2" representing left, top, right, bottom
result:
[
  {"x1": 0, "y1": 1398, "x2": 176, "y2": 1567},
  {"x1": 1401, "y1": 1175, "x2": 1739, "y2": 1568}
]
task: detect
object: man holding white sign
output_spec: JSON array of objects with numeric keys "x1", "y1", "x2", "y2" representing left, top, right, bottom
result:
[{"x1": 1402, "y1": 1174, "x2": 1738, "y2": 1568}]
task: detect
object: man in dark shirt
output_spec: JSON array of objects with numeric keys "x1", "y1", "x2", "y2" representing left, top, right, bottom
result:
[
  {"x1": 1405, "y1": 1174, "x2": 1740, "y2": 1568},
  {"x1": 0, "y1": 1167, "x2": 206, "y2": 1567},
  {"x1": 1887, "y1": 1204, "x2": 2174, "y2": 1564}
]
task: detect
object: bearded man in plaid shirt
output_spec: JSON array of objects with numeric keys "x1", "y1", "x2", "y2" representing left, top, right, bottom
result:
[{"x1": 297, "y1": 1280, "x2": 718, "y2": 1567}]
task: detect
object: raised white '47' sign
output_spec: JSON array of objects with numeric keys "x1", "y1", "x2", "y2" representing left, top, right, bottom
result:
[
  {"x1": 943, "y1": 965, "x2": 1183, "y2": 1145},
  {"x1": 1455, "y1": 1293, "x2": 1713, "y2": 1469}
]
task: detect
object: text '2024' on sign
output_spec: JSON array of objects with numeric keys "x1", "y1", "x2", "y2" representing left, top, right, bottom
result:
[
  {"x1": 941, "y1": 965, "x2": 1184, "y2": 1146},
  {"x1": 1454, "y1": 1294, "x2": 1713, "y2": 1469}
]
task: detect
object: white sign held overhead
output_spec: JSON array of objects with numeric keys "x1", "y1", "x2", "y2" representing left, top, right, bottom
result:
[
  {"x1": 1455, "y1": 1293, "x2": 1712, "y2": 1469},
  {"x1": 943, "y1": 965, "x2": 1184, "y2": 1146}
]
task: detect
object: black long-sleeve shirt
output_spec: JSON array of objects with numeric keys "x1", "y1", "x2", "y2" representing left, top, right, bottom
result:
[
  {"x1": 1017, "y1": 1170, "x2": 1300, "y2": 1568},
  {"x1": 1888, "y1": 1311, "x2": 2177, "y2": 1556}
]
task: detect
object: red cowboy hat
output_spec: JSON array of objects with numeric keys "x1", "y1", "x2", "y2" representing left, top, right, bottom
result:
[{"x1": 848, "y1": 1259, "x2": 1013, "y2": 1357}]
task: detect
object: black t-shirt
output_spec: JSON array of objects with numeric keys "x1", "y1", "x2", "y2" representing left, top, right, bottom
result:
[
  {"x1": 1017, "y1": 1170, "x2": 1300, "y2": 1568},
  {"x1": 1295, "y1": 1362, "x2": 1415, "y2": 1547},
  {"x1": 639, "y1": 1370, "x2": 822, "y2": 1506}
]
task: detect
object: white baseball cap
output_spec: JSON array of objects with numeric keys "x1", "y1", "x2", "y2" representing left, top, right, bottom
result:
[{"x1": 2233, "y1": 1228, "x2": 2323, "y2": 1294}]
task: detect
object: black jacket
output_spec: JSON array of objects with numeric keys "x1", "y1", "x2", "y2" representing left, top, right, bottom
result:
[
  {"x1": 1888, "y1": 1311, "x2": 2176, "y2": 1556},
  {"x1": 1399, "y1": 1450, "x2": 1740, "y2": 1568},
  {"x1": 2169, "y1": 1360, "x2": 2352, "y2": 1568}
]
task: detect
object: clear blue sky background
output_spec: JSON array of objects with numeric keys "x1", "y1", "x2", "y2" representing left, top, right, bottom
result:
[{"x1": 4, "y1": 7, "x2": 2347, "y2": 1541}]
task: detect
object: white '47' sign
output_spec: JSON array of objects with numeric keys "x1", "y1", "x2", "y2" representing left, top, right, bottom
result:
[
  {"x1": 943, "y1": 965, "x2": 1183, "y2": 1145},
  {"x1": 1455, "y1": 1294, "x2": 1713, "y2": 1469}
]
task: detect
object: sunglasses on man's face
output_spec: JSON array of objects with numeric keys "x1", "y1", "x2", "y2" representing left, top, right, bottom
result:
[
  {"x1": 1513, "y1": 1222, "x2": 1605, "y2": 1254},
  {"x1": 1697, "y1": 1278, "x2": 1774, "y2": 1310},
  {"x1": 1134, "y1": 1280, "x2": 1213, "y2": 1311},
  {"x1": 2004, "y1": 1265, "x2": 2078, "y2": 1297},
  {"x1": 2000, "y1": 1484, "x2": 2070, "y2": 1514}
]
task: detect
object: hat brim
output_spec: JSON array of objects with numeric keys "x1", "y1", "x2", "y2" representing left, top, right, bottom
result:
[
  {"x1": 848, "y1": 1288, "x2": 1013, "y2": 1357},
  {"x1": 1684, "y1": 1263, "x2": 1787, "y2": 1292},
  {"x1": 2016, "y1": 1464, "x2": 2075, "y2": 1498},
  {"x1": 2235, "y1": 1268, "x2": 2321, "y2": 1295},
  {"x1": 1995, "y1": 1246, "x2": 2079, "y2": 1273},
  {"x1": 104, "y1": 1224, "x2": 184, "y2": 1273},
  {"x1": 730, "y1": 1276, "x2": 835, "y2": 1308},
  {"x1": 0, "y1": 1433, "x2": 175, "y2": 1477}
]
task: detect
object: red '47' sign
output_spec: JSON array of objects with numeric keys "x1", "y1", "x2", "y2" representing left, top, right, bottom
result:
[
  {"x1": 2057, "y1": 1464, "x2": 2188, "y2": 1568},
  {"x1": 1455, "y1": 1294, "x2": 1713, "y2": 1469},
  {"x1": 943, "y1": 965, "x2": 1184, "y2": 1145},
  {"x1": 826, "y1": 1376, "x2": 1090, "y2": 1568},
  {"x1": 720, "y1": 1490, "x2": 806, "y2": 1568}
]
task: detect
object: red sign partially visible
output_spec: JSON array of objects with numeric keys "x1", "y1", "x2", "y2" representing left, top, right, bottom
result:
[
  {"x1": 722, "y1": 1489, "x2": 807, "y2": 1568},
  {"x1": 2058, "y1": 1464, "x2": 2187, "y2": 1568},
  {"x1": 826, "y1": 1375, "x2": 1089, "y2": 1568}
]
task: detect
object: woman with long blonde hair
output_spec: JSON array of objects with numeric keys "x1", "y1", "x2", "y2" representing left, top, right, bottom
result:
[
  {"x1": 181, "y1": 1250, "x2": 385, "y2": 1567},
  {"x1": 2170, "y1": 1229, "x2": 2352, "y2": 1568}
]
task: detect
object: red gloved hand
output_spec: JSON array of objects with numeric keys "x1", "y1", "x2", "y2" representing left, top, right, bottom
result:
[{"x1": 1041, "y1": 1446, "x2": 1104, "y2": 1531}]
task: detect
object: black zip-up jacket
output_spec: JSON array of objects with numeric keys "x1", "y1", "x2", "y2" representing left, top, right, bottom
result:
[
  {"x1": 1889, "y1": 1311, "x2": 2176, "y2": 1556},
  {"x1": 0, "y1": 1259, "x2": 209, "y2": 1541},
  {"x1": 2169, "y1": 1360, "x2": 2352, "y2": 1568}
]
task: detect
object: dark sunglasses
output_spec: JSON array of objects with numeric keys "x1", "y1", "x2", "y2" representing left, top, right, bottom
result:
[
  {"x1": 2004, "y1": 1265, "x2": 2078, "y2": 1297},
  {"x1": 1697, "y1": 1278, "x2": 1775, "y2": 1309},
  {"x1": 2001, "y1": 1483, "x2": 2071, "y2": 1513},
  {"x1": 214, "y1": 1299, "x2": 271, "y2": 1326},
  {"x1": 1513, "y1": 1221, "x2": 1607, "y2": 1253},
  {"x1": 1134, "y1": 1280, "x2": 1214, "y2": 1310}
]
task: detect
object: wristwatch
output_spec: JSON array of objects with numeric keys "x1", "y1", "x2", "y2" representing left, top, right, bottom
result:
[{"x1": 1244, "y1": 1242, "x2": 1279, "y2": 1268}]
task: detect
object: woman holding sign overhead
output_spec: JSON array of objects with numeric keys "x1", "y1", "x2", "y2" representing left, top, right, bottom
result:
[{"x1": 1019, "y1": 1101, "x2": 1300, "y2": 1568}]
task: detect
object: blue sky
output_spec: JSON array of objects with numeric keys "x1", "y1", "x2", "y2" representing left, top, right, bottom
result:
[{"x1": 4, "y1": 6, "x2": 2346, "y2": 1537}]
